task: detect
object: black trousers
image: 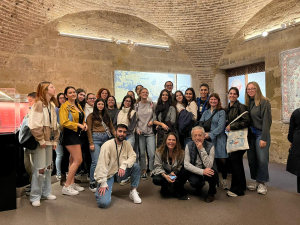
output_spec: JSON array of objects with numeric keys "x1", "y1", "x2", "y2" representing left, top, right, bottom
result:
[
  {"x1": 297, "y1": 176, "x2": 300, "y2": 193},
  {"x1": 229, "y1": 150, "x2": 247, "y2": 195},
  {"x1": 182, "y1": 167, "x2": 218, "y2": 196},
  {"x1": 61, "y1": 145, "x2": 70, "y2": 174}
]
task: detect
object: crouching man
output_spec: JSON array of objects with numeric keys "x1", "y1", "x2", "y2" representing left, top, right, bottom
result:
[
  {"x1": 94, "y1": 124, "x2": 142, "y2": 208},
  {"x1": 183, "y1": 126, "x2": 218, "y2": 203}
]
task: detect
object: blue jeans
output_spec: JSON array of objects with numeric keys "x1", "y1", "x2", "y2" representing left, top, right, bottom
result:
[
  {"x1": 126, "y1": 133, "x2": 135, "y2": 148},
  {"x1": 139, "y1": 134, "x2": 156, "y2": 171},
  {"x1": 55, "y1": 143, "x2": 63, "y2": 176},
  {"x1": 95, "y1": 163, "x2": 141, "y2": 208},
  {"x1": 90, "y1": 133, "x2": 108, "y2": 184},
  {"x1": 247, "y1": 127, "x2": 271, "y2": 183}
]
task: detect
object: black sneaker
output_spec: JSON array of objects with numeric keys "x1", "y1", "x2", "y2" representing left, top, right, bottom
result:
[
  {"x1": 141, "y1": 173, "x2": 148, "y2": 181},
  {"x1": 89, "y1": 183, "x2": 97, "y2": 193}
]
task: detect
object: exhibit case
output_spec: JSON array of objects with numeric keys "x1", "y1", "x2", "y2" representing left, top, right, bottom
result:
[{"x1": 0, "y1": 88, "x2": 29, "y2": 134}]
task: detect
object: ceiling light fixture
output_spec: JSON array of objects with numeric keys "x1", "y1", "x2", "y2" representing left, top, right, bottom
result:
[
  {"x1": 262, "y1": 31, "x2": 268, "y2": 37},
  {"x1": 58, "y1": 32, "x2": 170, "y2": 51}
]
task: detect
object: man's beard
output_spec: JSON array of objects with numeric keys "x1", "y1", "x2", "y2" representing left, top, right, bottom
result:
[{"x1": 116, "y1": 135, "x2": 125, "y2": 142}]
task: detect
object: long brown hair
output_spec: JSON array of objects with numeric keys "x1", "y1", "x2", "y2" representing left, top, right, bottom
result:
[
  {"x1": 96, "y1": 88, "x2": 111, "y2": 99},
  {"x1": 35, "y1": 82, "x2": 57, "y2": 106},
  {"x1": 207, "y1": 93, "x2": 224, "y2": 110},
  {"x1": 157, "y1": 132, "x2": 184, "y2": 162},
  {"x1": 245, "y1": 81, "x2": 269, "y2": 107},
  {"x1": 119, "y1": 95, "x2": 134, "y2": 123}
]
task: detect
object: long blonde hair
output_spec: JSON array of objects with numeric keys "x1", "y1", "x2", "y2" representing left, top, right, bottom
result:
[{"x1": 245, "y1": 81, "x2": 268, "y2": 107}]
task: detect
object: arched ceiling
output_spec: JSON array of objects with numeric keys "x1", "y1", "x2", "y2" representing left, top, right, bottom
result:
[{"x1": 0, "y1": 0, "x2": 273, "y2": 72}]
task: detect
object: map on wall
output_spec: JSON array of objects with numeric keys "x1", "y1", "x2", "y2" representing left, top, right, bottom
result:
[
  {"x1": 281, "y1": 47, "x2": 300, "y2": 123},
  {"x1": 114, "y1": 70, "x2": 176, "y2": 102},
  {"x1": 177, "y1": 74, "x2": 192, "y2": 93}
]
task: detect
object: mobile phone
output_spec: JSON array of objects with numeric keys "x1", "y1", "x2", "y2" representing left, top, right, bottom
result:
[{"x1": 170, "y1": 175, "x2": 176, "y2": 180}]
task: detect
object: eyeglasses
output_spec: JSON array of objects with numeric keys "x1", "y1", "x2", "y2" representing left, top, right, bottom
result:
[
  {"x1": 59, "y1": 97, "x2": 65, "y2": 99},
  {"x1": 165, "y1": 85, "x2": 173, "y2": 87},
  {"x1": 88, "y1": 98, "x2": 96, "y2": 100},
  {"x1": 247, "y1": 88, "x2": 256, "y2": 91},
  {"x1": 125, "y1": 100, "x2": 131, "y2": 103}
]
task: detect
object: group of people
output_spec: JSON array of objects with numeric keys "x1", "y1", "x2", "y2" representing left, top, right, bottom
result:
[{"x1": 23, "y1": 79, "x2": 287, "y2": 209}]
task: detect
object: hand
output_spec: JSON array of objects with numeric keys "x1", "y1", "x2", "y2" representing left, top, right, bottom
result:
[
  {"x1": 203, "y1": 168, "x2": 214, "y2": 177},
  {"x1": 137, "y1": 130, "x2": 142, "y2": 135},
  {"x1": 195, "y1": 141, "x2": 203, "y2": 150},
  {"x1": 290, "y1": 143, "x2": 292, "y2": 148},
  {"x1": 164, "y1": 174, "x2": 175, "y2": 183},
  {"x1": 259, "y1": 140, "x2": 266, "y2": 149},
  {"x1": 204, "y1": 133, "x2": 210, "y2": 139},
  {"x1": 78, "y1": 124, "x2": 85, "y2": 130},
  {"x1": 52, "y1": 145, "x2": 57, "y2": 150},
  {"x1": 170, "y1": 172, "x2": 176, "y2": 176},
  {"x1": 84, "y1": 124, "x2": 88, "y2": 131},
  {"x1": 161, "y1": 123, "x2": 168, "y2": 131},
  {"x1": 118, "y1": 168, "x2": 125, "y2": 177},
  {"x1": 90, "y1": 144, "x2": 95, "y2": 151},
  {"x1": 98, "y1": 186, "x2": 109, "y2": 196},
  {"x1": 225, "y1": 125, "x2": 231, "y2": 132},
  {"x1": 40, "y1": 143, "x2": 46, "y2": 148},
  {"x1": 148, "y1": 121, "x2": 153, "y2": 126}
]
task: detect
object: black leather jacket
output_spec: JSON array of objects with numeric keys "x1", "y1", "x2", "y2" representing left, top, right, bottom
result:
[{"x1": 225, "y1": 100, "x2": 251, "y2": 130}]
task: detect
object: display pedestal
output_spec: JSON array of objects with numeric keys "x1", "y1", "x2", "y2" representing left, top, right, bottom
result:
[{"x1": 0, "y1": 133, "x2": 17, "y2": 211}]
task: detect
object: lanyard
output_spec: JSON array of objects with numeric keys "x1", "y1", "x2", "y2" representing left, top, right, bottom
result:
[
  {"x1": 114, "y1": 140, "x2": 123, "y2": 168},
  {"x1": 46, "y1": 103, "x2": 52, "y2": 126}
]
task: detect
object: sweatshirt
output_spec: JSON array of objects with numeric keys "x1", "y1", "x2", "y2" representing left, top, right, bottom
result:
[
  {"x1": 94, "y1": 139, "x2": 136, "y2": 188},
  {"x1": 84, "y1": 103, "x2": 93, "y2": 121}
]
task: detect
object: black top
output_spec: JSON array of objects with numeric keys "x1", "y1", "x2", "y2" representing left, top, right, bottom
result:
[
  {"x1": 225, "y1": 100, "x2": 251, "y2": 130},
  {"x1": 288, "y1": 108, "x2": 300, "y2": 143}
]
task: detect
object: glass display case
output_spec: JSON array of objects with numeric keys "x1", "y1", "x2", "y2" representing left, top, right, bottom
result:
[{"x1": 0, "y1": 88, "x2": 29, "y2": 134}]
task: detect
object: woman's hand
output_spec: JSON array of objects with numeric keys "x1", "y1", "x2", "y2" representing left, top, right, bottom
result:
[
  {"x1": 148, "y1": 121, "x2": 153, "y2": 126},
  {"x1": 290, "y1": 143, "x2": 292, "y2": 148},
  {"x1": 78, "y1": 123, "x2": 85, "y2": 130},
  {"x1": 204, "y1": 133, "x2": 210, "y2": 139},
  {"x1": 40, "y1": 143, "x2": 46, "y2": 148},
  {"x1": 164, "y1": 174, "x2": 175, "y2": 183},
  {"x1": 225, "y1": 125, "x2": 231, "y2": 132},
  {"x1": 161, "y1": 123, "x2": 168, "y2": 131},
  {"x1": 259, "y1": 140, "x2": 266, "y2": 149},
  {"x1": 137, "y1": 130, "x2": 142, "y2": 135},
  {"x1": 90, "y1": 144, "x2": 95, "y2": 151},
  {"x1": 84, "y1": 124, "x2": 88, "y2": 131},
  {"x1": 52, "y1": 145, "x2": 57, "y2": 150},
  {"x1": 170, "y1": 172, "x2": 176, "y2": 176}
]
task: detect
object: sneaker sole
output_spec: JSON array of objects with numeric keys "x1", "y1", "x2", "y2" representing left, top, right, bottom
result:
[
  {"x1": 129, "y1": 195, "x2": 142, "y2": 204},
  {"x1": 247, "y1": 187, "x2": 257, "y2": 191},
  {"x1": 120, "y1": 180, "x2": 131, "y2": 186},
  {"x1": 62, "y1": 192, "x2": 79, "y2": 196},
  {"x1": 141, "y1": 177, "x2": 148, "y2": 181},
  {"x1": 89, "y1": 188, "x2": 96, "y2": 193}
]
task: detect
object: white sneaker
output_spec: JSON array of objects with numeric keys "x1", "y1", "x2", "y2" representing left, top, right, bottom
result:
[
  {"x1": 62, "y1": 185, "x2": 79, "y2": 196},
  {"x1": 247, "y1": 181, "x2": 259, "y2": 191},
  {"x1": 220, "y1": 179, "x2": 230, "y2": 190},
  {"x1": 257, "y1": 183, "x2": 267, "y2": 195},
  {"x1": 56, "y1": 175, "x2": 61, "y2": 180},
  {"x1": 129, "y1": 189, "x2": 142, "y2": 204},
  {"x1": 41, "y1": 194, "x2": 57, "y2": 200},
  {"x1": 71, "y1": 183, "x2": 85, "y2": 192},
  {"x1": 227, "y1": 191, "x2": 238, "y2": 197},
  {"x1": 31, "y1": 200, "x2": 41, "y2": 207}
]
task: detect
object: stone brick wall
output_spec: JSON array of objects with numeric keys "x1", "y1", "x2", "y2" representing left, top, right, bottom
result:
[
  {"x1": 0, "y1": 0, "x2": 273, "y2": 92},
  {"x1": 219, "y1": 0, "x2": 300, "y2": 163},
  {"x1": 0, "y1": 11, "x2": 196, "y2": 94}
]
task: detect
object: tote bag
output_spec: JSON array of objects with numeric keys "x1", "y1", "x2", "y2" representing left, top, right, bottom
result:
[{"x1": 226, "y1": 111, "x2": 249, "y2": 153}]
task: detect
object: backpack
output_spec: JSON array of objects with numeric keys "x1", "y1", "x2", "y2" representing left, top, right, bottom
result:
[
  {"x1": 177, "y1": 109, "x2": 194, "y2": 135},
  {"x1": 18, "y1": 115, "x2": 38, "y2": 150}
]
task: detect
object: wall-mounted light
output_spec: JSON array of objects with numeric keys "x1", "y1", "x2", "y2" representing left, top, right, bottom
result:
[
  {"x1": 58, "y1": 32, "x2": 170, "y2": 51},
  {"x1": 245, "y1": 18, "x2": 300, "y2": 42}
]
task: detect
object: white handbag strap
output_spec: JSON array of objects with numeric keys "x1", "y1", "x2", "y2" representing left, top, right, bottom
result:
[{"x1": 229, "y1": 111, "x2": 248, "y2": 125}]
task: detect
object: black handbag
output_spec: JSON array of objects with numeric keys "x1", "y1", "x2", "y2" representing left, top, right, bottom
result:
[{"x1": 198, "y1": 110, "x2": 218, "y2": 132}]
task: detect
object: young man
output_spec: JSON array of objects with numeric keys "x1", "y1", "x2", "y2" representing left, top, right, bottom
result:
[
  {"x1": 94, "y1": 124, "x2": 142, "y2": 208},
  {"x1": 196, "y1": 83, "x2": 210, "y2": 120},
  {"x1": 183, "y1": 126, "x2": 218, "y2": 203}
]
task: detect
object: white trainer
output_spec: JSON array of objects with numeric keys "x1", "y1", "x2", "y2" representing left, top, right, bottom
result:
[
  {"x1": 41, "y1": 194, "x2": 57, "y2": 200},
  {"x1": 227, "y1": 191, "x2": 238, "y2": 197},
  {"x1": 71, "y1": 183, "x2": 85, "y2": 192},
  {"x1": 220, "y1": 179, "x2": 230, "y2": 190},
  {"x1": 129, "y1": 189, "x2": 142, "y2": 204},
  {"x1": 257, "y1": 183, "x2": 267, "y2": 195},
  {"x1": 247, "y1": 181, "x2": 259, "y2": 191},
  {"x1": 31, "y1": 200, "x2": 41, "y2": 207},
  {"x1": 62, "y1": 185, "x2": 79, "y2": 196}
]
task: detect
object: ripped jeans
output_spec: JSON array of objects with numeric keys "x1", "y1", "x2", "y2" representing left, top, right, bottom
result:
[{"x1": 30, "y1": 145, "x2": 53, "y2": 202}]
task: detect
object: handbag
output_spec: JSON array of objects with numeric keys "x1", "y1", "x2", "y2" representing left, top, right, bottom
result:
[
  {"x1": 226, "y1": 111, "x2": 249, "y2": 153},
  {"x1": 199, "y1": 110, "x2": 218, "y2": 132},
  {"x1": 19, "y1": 115, "x2": 38, "y2": 150}
]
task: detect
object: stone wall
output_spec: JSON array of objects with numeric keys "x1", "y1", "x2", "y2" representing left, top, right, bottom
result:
[
  {"x1": 0, "y1": 11, "x2": 196, "y2": 95},
  {"x1": 218, "y1": 0, "x2": 300, "y2": 163}
]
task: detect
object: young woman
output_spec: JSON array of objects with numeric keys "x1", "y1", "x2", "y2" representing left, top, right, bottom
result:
[
  {"x1": 96, "y1": 88, "x2": 110, "y2": 102},
  {"x1": 84, "y1": 93, "x2": 96, "y2": 120},
  {"x1": 245, "y1": 81, "x2": 272, "y2": 195},
  {"x1": 114, "y1": 95, "x2": 137, "y2": 148},
  {"x1": 55, "y1": 93, "x2": 66, "y2": 180},
  {"x1": 135, "y1": 85, "x2": 144, "y2": 103},
  {"x1": 28, "y1": 82, "x2": 59, "y2": 207},
  {"x1": 76, "y1": 88, "x2": 86, "y2": 111},
  {"x1": 127, "y1": 91, "x2": 136, "y2": 104},
  {"x1": 174, "y1": 90, "x2": 187, "y2": 114},
  {"x1": 154, "y1": 89, "x2": 176, "y2": 148},
  {"x1": 152, "y1": 132, "x2": 187, "y2": 200},
  {"x1": 86, "y1": 98, "x2": 115, "y2": 192},
  {"x1": 225, "y1": 87, "x2": 251, "y2": 197},
  {"x1": 184, "y1": 88, "x2": 198, "y2": 146},
  {"x1": 107, "y1": 96, "x2": 118, "y2": 123},
  {"x1": 59, "y1": 86, "x2": 87, "y2": 196},
  {"x1": 136, "y1": 88, "x2": 156, "y2": 181},
  {"x1": 200, "y1": 93, "x2": 228, "y2": 189}
]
